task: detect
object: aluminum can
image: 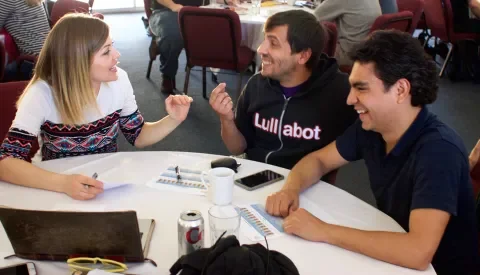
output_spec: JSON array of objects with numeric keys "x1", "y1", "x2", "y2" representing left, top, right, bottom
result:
[{"x1": 178, "y1": 210, "x2": 204, "y2": 257}]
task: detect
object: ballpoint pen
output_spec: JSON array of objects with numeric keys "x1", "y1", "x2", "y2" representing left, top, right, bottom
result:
[
  {"x1": 83, "y1": 172, "x2": 98, "y2": 190},
  {"x1": 175, "y1": 166, "x2": 181, "y2": 181}
]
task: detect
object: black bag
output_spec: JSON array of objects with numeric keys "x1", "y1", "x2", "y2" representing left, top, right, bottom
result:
[
  {"x1": 211, "y1": 157, "x2": 241, "y2": 173},
  {"x1": 170, "y1": 235, "x2": 299, "y2": 275}
]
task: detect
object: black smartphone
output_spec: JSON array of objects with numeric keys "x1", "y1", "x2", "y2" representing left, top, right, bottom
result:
[
  {"x1": 0, "y1": 262, "x2": 36, "y2": 275},
  {"x1": 235, "y1": 170, "x2": 284, "y2": 191}
]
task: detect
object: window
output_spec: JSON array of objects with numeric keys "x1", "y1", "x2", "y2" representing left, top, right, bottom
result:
[{"x1": 91, "y1": 0, "x2": 144, "y2": 12}]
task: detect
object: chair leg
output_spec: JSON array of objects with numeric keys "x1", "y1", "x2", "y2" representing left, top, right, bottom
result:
[
  {"x1": 202, "y1": 67, "x2": 207, "y2": 99},
  {"x1": 184, "y1": 66, "x2": 191, "y2": 95},
  {"x1": 211, "y1": 73, "x2": 218, "y2": 83},
  {"x1": 146, "y1": 60, "x2": 153, "y2": 79},
  {"x1": 236, "y1": 72, "x2": 244, "y2": 95},
  {"x1": 439, "y1": 43, "x2": 454, "y2": 78}
]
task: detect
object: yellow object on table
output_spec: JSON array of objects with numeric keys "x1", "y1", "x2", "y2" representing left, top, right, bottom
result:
[{"x1": 261, "y1": 1, "x2": 281, "y2": 7}]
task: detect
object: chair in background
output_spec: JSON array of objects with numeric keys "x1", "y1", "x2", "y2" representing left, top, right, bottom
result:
[
  {"x1": 0, "y1": 41, "x2": 5, "y2": 81},
  {"x1": 321, "y1": 21, "x2": 337, "y2": 57},
  {"x1": 144, "y1": 0, "x2": 158, "y2": 79},
  {"x1": 0, "y1": 30, "x2": 37, "y2": 82},
  {"x1": 423, "y1": 0, "x2": 480, "y2": 77},
  {"x1": 369, "y1": 10, "x2": 414, "y2": 34},
  {"x1": 179, "y1": 7, "x2": 255, "y2": 99},
  {"x1": 50, "y1": 0, "x2": 103, "y2": 26},
  {"x1": 397, "y1": 0, "x2": 425, "y2": 34},
  {"x1": 340, "y1": 11, "x2": 414, "y2": 74},
  {"x1": 0, "y1": 81, "x2": 39, "y2": 162}
]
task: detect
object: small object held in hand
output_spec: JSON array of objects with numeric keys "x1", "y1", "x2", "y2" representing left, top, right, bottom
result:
[
  {"x1": 84, "y1": 172, "x2": 98, "y2": 190},
  {"x1": 211, "y1": 157, "x2": 241, "y2": 173}
]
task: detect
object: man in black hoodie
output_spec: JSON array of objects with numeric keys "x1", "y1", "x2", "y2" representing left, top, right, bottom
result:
[{"x1": 209, "y1": 10, "x2": 357, "y2": 171}]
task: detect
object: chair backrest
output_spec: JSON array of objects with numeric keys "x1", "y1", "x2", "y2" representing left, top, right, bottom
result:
[
  {"x1": 369, "y1": 10, "x2": 414, "y2": 34},
  {"x1": 144, "y1": 0, "x2": 152, "y2": 19},
  {"x1": 397, "y1": 0, "x2": 425, "y2": 34},
  {"x1": 50, "y1": 0, "x2": 90, "y2": 25},
  {"x1": 179, "y1": 7, "x2": 242, "y2": 70},
  {"x1": 0, "y1": 41, "x2": 5, "y2": 81},
  {"x1": 0, "y1": 29, "x2": 20, "y2": 63},
  {"x1": 321, "y1": 21, "x2": 337, "y2": 57},
  {"x1": 423, "y1": 0, "x2": 449, "y2": 41},
  {"x1": 0, "y1": 81, "x2": 39, "y2": 162}
]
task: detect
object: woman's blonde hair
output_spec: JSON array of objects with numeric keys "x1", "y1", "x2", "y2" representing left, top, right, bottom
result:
[
  {"x1": 25, "y1": 0, "x2": 43, "y2": 7},
  {"x1": 18, "y1": 14, "x2": 109, "y2": 125}
]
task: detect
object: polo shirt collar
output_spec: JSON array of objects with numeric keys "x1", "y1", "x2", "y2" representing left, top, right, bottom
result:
[{"x1": 390, "y1": 107, "x2": 429, "y2": 157}]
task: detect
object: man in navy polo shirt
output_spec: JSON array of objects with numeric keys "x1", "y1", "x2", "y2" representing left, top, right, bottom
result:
[{"x1": 265, "y1": 30, "x2": 479, "y2": 275}]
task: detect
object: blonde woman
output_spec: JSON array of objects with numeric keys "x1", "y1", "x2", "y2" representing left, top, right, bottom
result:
[{"x1": 0, "y1": 14, "x2": 193, "y2": 200}]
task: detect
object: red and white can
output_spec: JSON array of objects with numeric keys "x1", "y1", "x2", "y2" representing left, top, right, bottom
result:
[{"x1": 177, "y1": 210, "x2": 204, "y2": 257}]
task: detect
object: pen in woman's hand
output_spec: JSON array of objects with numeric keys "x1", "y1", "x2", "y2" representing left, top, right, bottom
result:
[{"x1": 83, "y1": 172, "x2": 98, "y2": 190}]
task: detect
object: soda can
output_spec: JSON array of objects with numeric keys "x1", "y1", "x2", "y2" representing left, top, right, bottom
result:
[{"x1": 178, "y1": 210, "x2": 204, "y2": 257}]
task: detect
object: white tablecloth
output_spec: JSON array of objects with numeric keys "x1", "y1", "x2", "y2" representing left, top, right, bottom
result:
[{"x1": 0, "y1": 152, "x2": 436, "y2": 274}]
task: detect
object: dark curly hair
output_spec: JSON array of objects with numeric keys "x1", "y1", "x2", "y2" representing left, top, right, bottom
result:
[{"x1": 348, "y1": 30, "x2": 438, "y2": 107}]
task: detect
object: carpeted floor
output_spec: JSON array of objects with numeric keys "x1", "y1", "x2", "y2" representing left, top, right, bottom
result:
[{"x1": 105, "y1": 12, "x2": 480, "y2": 206}]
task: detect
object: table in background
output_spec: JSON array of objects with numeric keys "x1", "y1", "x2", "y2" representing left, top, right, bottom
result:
[
  {"x1": 0, "y1": 152, "x2": 436, "y2": 275},
  {"x1": 207, "y1": 2, "x2": 313, "y2": 66}
]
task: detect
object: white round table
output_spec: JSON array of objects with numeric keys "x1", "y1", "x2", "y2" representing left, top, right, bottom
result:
[{"x1": 0, "y1": 152, "x2": 436, "y2": 274}]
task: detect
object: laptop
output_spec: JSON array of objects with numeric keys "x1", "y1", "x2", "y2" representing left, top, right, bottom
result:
[{"x1": 0, "y1": 207, "x2": 155, "y2": 263}]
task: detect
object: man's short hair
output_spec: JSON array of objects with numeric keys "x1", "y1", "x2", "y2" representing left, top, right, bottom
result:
[
  {"x1": 264, "y1": 10, "x2": 325, "y2": 69},
  {"x1": 349, "y1": 30, "x2": 439, "y2": 107}
]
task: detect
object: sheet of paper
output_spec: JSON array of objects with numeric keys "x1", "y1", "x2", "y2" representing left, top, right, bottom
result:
[
  {"x1": 52, "y1": 203, "x2": 106, "y2": 212},
  {"x1": 61, "y1": 155, "x2": 135, "y2": 191},
  {"x1": 145, "y1": 166, "x2": 207, "y2": 196},
  {"x1": 103, "y1": 182, "x2": 131, "y2": 190},
  {"x1": 235, "y1": 204, "x2": 285, "y2": 242}
]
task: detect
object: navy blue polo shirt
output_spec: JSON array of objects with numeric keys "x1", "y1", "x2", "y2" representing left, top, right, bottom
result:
[{"x1": 336, "y1": 107, "x2": 479, "y2": 275}]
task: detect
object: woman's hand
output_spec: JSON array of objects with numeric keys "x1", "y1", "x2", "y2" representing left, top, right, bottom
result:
[{"x1": 165, "y1": 95, "x2": 193, "y2": 122}]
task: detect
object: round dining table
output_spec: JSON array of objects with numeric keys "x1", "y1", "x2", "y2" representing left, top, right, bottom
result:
[{"x1": 0, "y1": 151, "x2": 436, "y2": 275}]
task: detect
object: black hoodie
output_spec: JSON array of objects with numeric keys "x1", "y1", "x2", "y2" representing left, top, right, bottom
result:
[{"x1": 234, "y1": 54, "x2": 357, "y2": 169}]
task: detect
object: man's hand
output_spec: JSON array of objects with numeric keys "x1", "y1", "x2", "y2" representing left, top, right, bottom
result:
[
  {"x1": 61, "y1": 174, "x2": 104, "y2": 200},
  {"x1": 283, "y1": 208, "x2": 328, "y2": 242},
  {"x1": 209, "y1": 83, "x2": 234, "y2": 121},
  {"x1": 170, "y1": 3, "x2": 183, "y2": 12},
  {"x1": 265, "y1": 189, "x2": 300, "y2": 217}
]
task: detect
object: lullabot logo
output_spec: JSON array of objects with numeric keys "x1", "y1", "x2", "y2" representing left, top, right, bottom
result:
[{"x1": 254, "y1": 113, "x2": 322, "y2": 140}]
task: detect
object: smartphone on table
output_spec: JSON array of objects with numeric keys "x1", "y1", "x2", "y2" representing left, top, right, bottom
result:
[
  {"x1": 0, "y1": 262, "x2": 36, "y2": 275},
  {"x1": 235, "y1": 170, "x2": 285, "y2": 191}
]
